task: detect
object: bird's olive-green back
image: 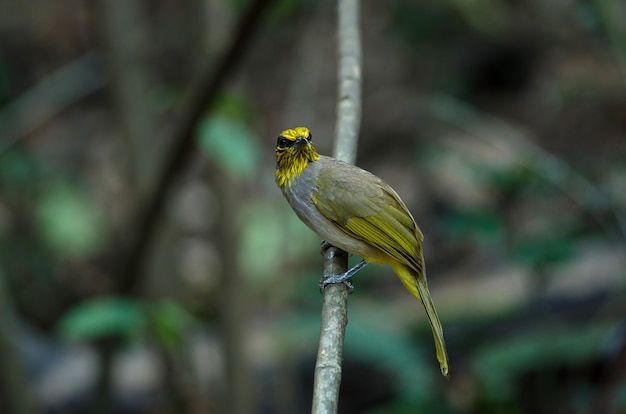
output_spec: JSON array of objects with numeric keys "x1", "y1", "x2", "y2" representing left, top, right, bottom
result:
[{"x1": 311, "y1": 160, "x2": 424, "y2": 274}]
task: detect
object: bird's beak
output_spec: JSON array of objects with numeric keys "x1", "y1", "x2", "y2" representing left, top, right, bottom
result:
[{"x1": 294, "y1": 136, "x2": 309, "y2": 149}]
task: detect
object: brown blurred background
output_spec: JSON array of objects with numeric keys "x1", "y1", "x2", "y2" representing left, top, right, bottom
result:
[{"x1": 0, "y1": 0, "x2": 625, "y2": 413}]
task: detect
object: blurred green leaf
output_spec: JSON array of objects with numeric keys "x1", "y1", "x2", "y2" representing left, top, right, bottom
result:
[
  {"x1": 446, "y1": 0, "x2": 507, "y2": 36},
  {"x1": 36, "y1": 183, "x2": 107, "y2": 259},
  {"x1": 227, "y1": 0, "x2": 312, "y2": 20},
  {"x1": 197, "y1": 115, "x2": 259, "y2": 180},
  {"x1": 0, "y1": 150, "x2": 41, "y2": 197},
  {"x1": 615, "y1": 383, "x2": 626, "y2": 408},
  {"x1": 214, "y1": 93, "x2": 256, "y2": 121},
  {"x1": 443, "y1": 208, "x2": 505, "y2": 245},
  {"x1": 238, "y1": 202, "x2": 285, "y2": 278},
  {"x1": 58, "y1": 297, "x2": 146, "y2": 341},
  {"x1": 390, "y1": 1, "x2": 462, "y2": 45},
  {"x1": 148, "y1": 85, "x2": 184, "y2": 112},
  {"x1": 239, "y1": 201, "x2": 319, "y2": 282},
  {"x1": 473, "y1": 323, "x2": 612, "y2": 403},
  {"x1": 512, "y1": 232, "x2": 575, "y2": 270},
  {"x1": 345, "y1": 319, "x2": 438, "y2": 405},
  {"x1": 149, "y1": 300, "x2": 195, "y2": 350},
  {"x1": 485, "y1": 164, "x2": 536, "y2": 194},
  {"x1": 575, "y1": 1, "x2": 603, "y2": 33}
]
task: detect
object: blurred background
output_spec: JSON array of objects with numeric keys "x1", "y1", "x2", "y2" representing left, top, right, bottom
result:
[{"x1": 1, "y1": 0, "x2": 625, "y2": 413}]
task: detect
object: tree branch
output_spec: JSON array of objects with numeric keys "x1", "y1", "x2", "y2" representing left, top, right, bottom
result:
[
  {"x1": 312, "y1": 0, "x2": 362, "y2": 412},
  {"x1": 333, "y1": 0, "x2": 362, "y2": 165},
  {"x1": 0, "y1": 52, "x2": 105, "y2": 155}
]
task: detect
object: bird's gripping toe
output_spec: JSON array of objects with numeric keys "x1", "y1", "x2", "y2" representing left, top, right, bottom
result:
[{"x1": 318, "y1": 259, "x2": 368, "y2": 294}]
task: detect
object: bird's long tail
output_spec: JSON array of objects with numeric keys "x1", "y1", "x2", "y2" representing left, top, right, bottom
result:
[{"x1": 392, "y1": 262, "x2": 449, "y2": 378}]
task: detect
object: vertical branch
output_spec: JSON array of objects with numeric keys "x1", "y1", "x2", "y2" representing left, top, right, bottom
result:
[
  {"x1": 594, "y1": 0, "x2": 626, "y2": 85},
  {"x1": 312, "y1": 248, "x2": 350, "y2": 414},
  {"x1": 96, "y1": 0, "x2": 156, "y2": 200},
  {"x1": 213, "y1": 172, "x2": 252, "y2": 414},
  {"x1": 0, "y1": 276, "x2": 39, "y2": 414},
  {"x1": 312, "y1": 0, "x2": 362, "y2": 412},
  {"x1": 333, "y1": 0, "x2": 362, "y2": 165}
]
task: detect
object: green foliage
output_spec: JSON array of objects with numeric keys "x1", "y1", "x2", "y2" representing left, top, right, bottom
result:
[
  {"x1": 443, "y1": 208, "x2": 505, "y2": 246},
  {"x1": 575, "y1": 0, "x2": 603, "y2": 33},
  {"x1": 226, "y1": 0, "x2": 314, "y2": 21},
  {"x1": 390, "y1": 0, "x2": 463, "y2": 44},
  {"x1": 238, "y1": 201, "x2": 319, "y2": 282},
  {"x1": 59, "y1": 298, "x2": 196, "y2": 350},
  {"x1": 390, "y1": 0, "x2": 506, "y2": 46},
  {"x1": 197, "y1": 114, "x2": 260, "y2": 180},
  {"x1": 148, "y1": 85, "x2": 184, "y2": 112},
  {"x1": 225, "y1": 0, "x2": 250, "y2": 11},
  {"x1": 149, "y1": 299, "x2": 196, "y2": 351},
  {"x1": 0, "y1": 149, "x2": 41, "y2": 199},
  {"x1": 446, "y1": 0, "x2": 507, "y2": 36},
  {"x1": 484, "y1": 164, "x2": 536, "y2": 194},
  {"x1": 425, "y1": 136, "x2": 587, "y2": 276},
  {"x1": 472, "y1": 323, "x2": 613, "y2": 403},
  {"x1": 615, "y1": 383, "x2": 626, "y2": 409},
  {"x1": 214, "y1": 93, "x2": 256, "y2": 121},
  {"x1": 345, "y1": 319, "x2": 437, "y2": 405},
  {"x1": 35, "y1": 183, "x2": 107, "y2": 259},
  {"x1": 511, "y1": 232, "x2": 576, "y2": 271},
  {"x1": 58, "y1": 297, "x2": 146, "y2": 342}
]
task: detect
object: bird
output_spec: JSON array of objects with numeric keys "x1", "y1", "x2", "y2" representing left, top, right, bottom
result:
[{"x1": 275, "y1": 126, "x2": 449, "y2": 378}]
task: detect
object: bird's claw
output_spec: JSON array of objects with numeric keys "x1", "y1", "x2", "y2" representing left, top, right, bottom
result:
[{"x1": 319, "y1": 275, "x2": 355, "y2": 294}]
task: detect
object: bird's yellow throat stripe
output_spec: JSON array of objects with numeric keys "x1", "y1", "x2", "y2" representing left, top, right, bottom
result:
[{"x1": 276, "y1": 147, "x2": 319, "y2": 189}]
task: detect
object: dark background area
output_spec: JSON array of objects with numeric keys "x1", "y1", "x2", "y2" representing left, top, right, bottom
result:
[{"x1": 0, "y1": 0, "x2": 625, "y2": 413}]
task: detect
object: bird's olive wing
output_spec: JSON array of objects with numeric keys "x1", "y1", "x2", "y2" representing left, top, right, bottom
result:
[{"x1": 312, "y1": 164, "x2": 423, "y2": 270}]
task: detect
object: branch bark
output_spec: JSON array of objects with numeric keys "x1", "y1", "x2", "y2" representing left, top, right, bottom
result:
[{"x1": 311, "y1": 0, "x2": 362, "y2": 412}]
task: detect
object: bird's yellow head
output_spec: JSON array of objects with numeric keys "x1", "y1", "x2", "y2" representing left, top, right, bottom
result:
[{"x1": 275, "y1": 127, "x2": 320, "y2": 189}]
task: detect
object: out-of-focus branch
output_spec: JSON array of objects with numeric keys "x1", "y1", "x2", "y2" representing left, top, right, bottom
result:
[
  {"x1": 211, "y1": 170, "x2": 251, "y2": 414},
  {"x1": 0, "y1": 52, "x2": 105, "y2": 155},
  {"x1": 92, "y1": 2, "x2": 158, "y2": 410},
  {"x1": 312, "y1": 0, "x2": 362, "y2": 412},
  {"x1": 425, "y1": 94, "x2": 626, "y2": 241},
  {"x1": 0, "y1": 275, "x2": 39, "y2": 414},
  {"x1": 117, "y1": 0, "x2": 275, "y2": 295},
  {"x1": 96, "y1": 0, "x2": 156, "y2": 199},
  {"x1": 594, "y1": 0, "x2": 626, "y2": 85}
]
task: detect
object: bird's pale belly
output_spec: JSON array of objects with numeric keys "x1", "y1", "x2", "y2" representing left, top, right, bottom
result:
[{"x1": 285, "y1": 188, "x2": 387, "y2": 264}]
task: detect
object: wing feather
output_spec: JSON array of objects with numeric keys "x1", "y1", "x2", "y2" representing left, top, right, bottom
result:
[{"x1": 312, "y1": 162, "x2": 423, "y2": 272}]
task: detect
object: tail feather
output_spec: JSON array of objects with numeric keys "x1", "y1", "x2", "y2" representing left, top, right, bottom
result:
[{"x1": 392, "y1": 262, "x2": 450, "y2": 378}]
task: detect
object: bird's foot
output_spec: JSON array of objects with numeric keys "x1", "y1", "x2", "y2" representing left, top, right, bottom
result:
[
  {"x1": 318, "y1": 260, "x2": 368, "y2": 294},
  {"x1": 319, "y1": 275, "x2": 355, "y2": 293}
]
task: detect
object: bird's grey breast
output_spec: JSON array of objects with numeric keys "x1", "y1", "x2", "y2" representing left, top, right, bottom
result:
[{"x1": 283, "y1": 159, "x2": 325, "y2": 230}]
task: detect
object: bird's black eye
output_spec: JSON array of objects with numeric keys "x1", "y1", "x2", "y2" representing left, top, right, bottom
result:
[
  {"x1": 307, "y1": 132, "x2": 312, "y2": 141},
  {"x1": 277, "y1": 137, "x2": 292, "y2": 148}
]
